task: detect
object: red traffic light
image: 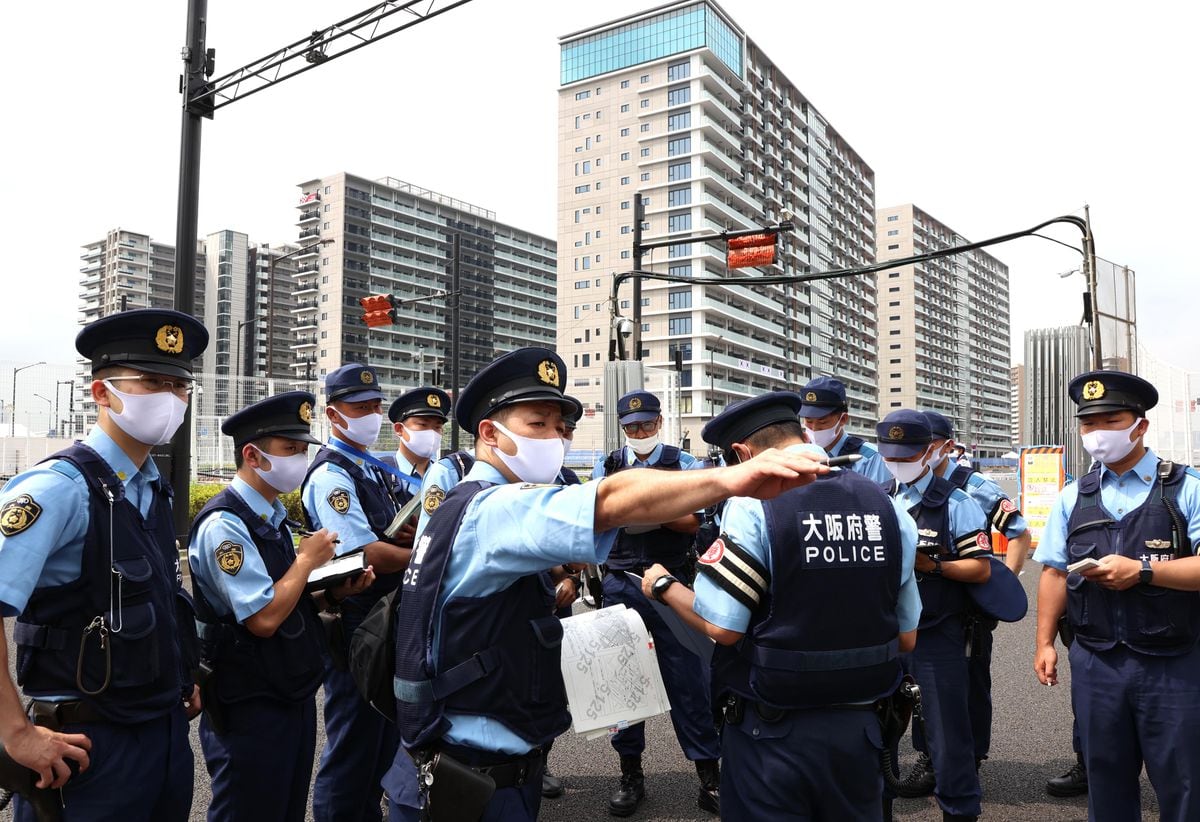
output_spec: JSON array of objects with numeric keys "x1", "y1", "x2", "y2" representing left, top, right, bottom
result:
[
  {"x1": 726, "y1": 232, "x2": 777, "y2": 270},
  {"x1": 360, "y1": 294, "x2": 395, "y2": 327}
]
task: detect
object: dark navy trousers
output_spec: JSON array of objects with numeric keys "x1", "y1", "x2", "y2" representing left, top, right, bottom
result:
[
  {"x1": 1071, "y1": 641, "x2": 1200, "y2": 822},
  {"x1": 313, "y1": 602, "x2": 402, "y2": 822},
  {"x1": 966, "y1": 619, "x2": 996, "y2": 761},
  {"x1": 901, "y1": 614, "x2": 980, "y2": 818},
  {"x1": 200, "y1": 695, "x2": 316, "y2": 822},
  {"x1": 601, "y1": 571, "x2": 720, "y2": 761},
  {"x1": 15, "y1": 706, "x2": 192, "y2": 822},
  {"x1": 721, "y1": 705, "x2": 883, "y2": 820}
]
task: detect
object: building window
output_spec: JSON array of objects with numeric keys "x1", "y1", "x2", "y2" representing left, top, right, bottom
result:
[
  {"x1": 887, "y1": 244, "x2": 899, "y2": 250},
  {"x1": 620, "y1": 250, "x2": 631, "y2": 258},
  {"x1": 621, "y1": 79, "x2": 630, "y2": 89},
  {"x1": 620, "y1": 127, "x2": 630, "y2": 137},
  {"x1": 640, "y1": 123, "x2": 651, "y2": 132},
  {"x1": 640, "y1": 172, "x2": 650, "y2": 181},
  {"x1": 888, "y1": 286, "x2": 900, "y2": 292},
  {"x1": 620, "y1": 104, "x2": 630, "y2": 113},
  {"x1": 888, "y1": 315, "x2": 900, "y2": 321},
  {"x1": 668, "y1": 289, "x2": 692, "y2": 309},
  {"x1": 889, "y1": 301, "x2": 900, "y2": 307},
  {"x1": 667, "y1": 60, "x2": 690, "y2": 82},
  {"x1": 640, "y1": 99, "x2": 650, "y2": 109},
  {"x1": 621, "y1": 225, "x2": 631, "y2": 234},
  {"x1": 667, "y1": 111, "x2": 691, "y2": 131},
  {"x1": 887, "y1": 215, "x2": 899, "y2": 222},
  {"x1": 620, "y1": 200, "x2": 630, "y2": 209},
  {"x1": 669, "y1": 263, "x2": 692, "y2": 278},
  {"x1": 620, "y1": 176, "x2": 630, "y2": 185},
  {"x1": 887, "y1": 229, "x2": 899, "y2": 236},
  {"x1": 668, "y1": 315, "x2": 692, "y2": 335},
  {"x1": 668, "y1": 186, "x2": 691, "y2": 207},
  {"x1": 575, "y1": 184, "x2": 590, "y2": 194},
  {"x1": 668, "y1": 243, "x2": 692, "y2": 258},
  {"x1": 639, "y1": 147, "x2": 650, "y2": 158},
  {"x1": 575, "y1": 90, "x2": 590, "y2": 100},
  {"x1": 668, "y1": 160, "x2": 691, "y2": 181},
  {"x1": 668, "y1": 211, "x2": 692, "y2": 232},
  {"x1": 667, "y1": 85, "x2": 690, "y2": 106},
  {"x1": 667, "y1": 136, "x2": 691, "y2": 156},
  {"x1": 620, "y1": 151, "x2": 630, "y2": 160},
  {"x1": 640, "y1": 74, "x2": 650, "y2": 83},
  {"x1": 582, "y1": 257, "x2": 591, "y2": 270},
  {"x1": 888, "y1": 272, "x2": 899, "y2": 278}
]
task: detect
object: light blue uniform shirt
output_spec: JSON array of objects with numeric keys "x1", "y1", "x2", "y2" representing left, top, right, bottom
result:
[
  {"x1": 303, "y1": 438, "x2": 389, "y2": 555},
  {"x1": 1033, "y1": 448, "x2": 1200, "y2": 571},
  {"x1": 829, "y1": 431, "x2": 892, "y2": 485},
  {"x1": 189, "y1": 477, "x2": 289, "y2": 623},
  {"x1": 936, "y1": 459, "x2": 1030, "y2": 539},
  {"x1": 0, "y1": 427, "x2": 161, "y2": 617},
  {"x1": 415, "y1": 454, "x2": 470, "y2": 539},
  {"x1": 693, "y1": 484, "x2": 923, "y2": 634},
  {"x1": 427, "y1": 460, "x2": 619, "y2": 754},
  {"x1": 892, "y1": 468, "x2": 990, "y2": 557}
]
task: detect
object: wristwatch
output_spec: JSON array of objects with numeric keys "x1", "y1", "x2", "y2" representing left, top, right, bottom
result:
[
  {"x1": 651, "y1": 574, "x2": 679, "y2": 602},
  {"x1": 1140, "y1": 558, "x2": 1154, "y2": 586},
  {"x1": 926, "y1": 556, "x2": 943, "y2": 577}
]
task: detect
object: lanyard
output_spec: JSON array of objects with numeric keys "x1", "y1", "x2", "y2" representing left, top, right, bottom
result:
[{"x1": 327, "y1": 438, "x2": 422, "y2": 493}]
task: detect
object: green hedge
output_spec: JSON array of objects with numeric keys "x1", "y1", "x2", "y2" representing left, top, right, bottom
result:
[{"x1": 188, "y1": 483, "x2": 305, "y2": 526}]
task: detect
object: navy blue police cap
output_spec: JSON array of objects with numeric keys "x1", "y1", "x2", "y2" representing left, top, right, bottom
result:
[
  {"x1": 222, "y1": 391, "x2": 322, "y2": 447},
  {"x1": 798, "y1": 376, "x2": 847, "y2": 419},
  {"x1": 703, "y1": 391, "x2": 804, "y2": 455},
  {"x1": 388, "y1": 387, "x2": 451, "y2": 423},
  {"x1": 1069, "y1": 370, "x2": 1158, "y2": 418},
  {"x1": 617, "y1": 391, "x2": 661, "y2": 424},
  {"x1": 563, "y1": 395, "x2": 584, "y2": 430},
  {"x1": 76, "y1": 308, "x2": 208, "y2": 380},
  {"x1": 968, "y1": 557, "x2": 1029, "y2": 623},
  {"x1": 922, "y1": 410, "x2": 955, "y2": 441},
  {"x1": 875, "y1": 409, "x2": 932, "y2": 459},
  {"x1": 456, "y1": 347, "x2": 574, "y2": 434},
  {"x1": 325, "y1": 363, "x2": 384, "y2": 404}
]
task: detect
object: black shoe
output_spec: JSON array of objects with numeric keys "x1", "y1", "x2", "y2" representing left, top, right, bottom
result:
[
  {"x1": 1046, "y1": 754, "x2": 1088, "y2": 797},
  {"x1": 542, "y1": 767, "x2": 565, "y2": 799},
  {"x1": 896, "y1": 752, "x2": 936, "y2": 798},
  {"x1": 608, "y1": 755, "x2": 645, "y2": 817},
  {"x1": 695, "y1": 758, "x2": 720, "y2": 814}
]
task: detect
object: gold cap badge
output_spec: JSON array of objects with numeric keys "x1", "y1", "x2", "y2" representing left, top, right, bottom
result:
[
  {"x1": 156, "y1": 325, "x2": 184, "y2": 354},
  {"x1": 537, "y1": 359, "x2": 560, "y2": 387},
  {"x1": 629, "y1": 397, "x2": 643, "y2": 411},
  {"x1": 299, "y1": 401, "x2": 313, "y2": 424},
  {"x1": 889, "y1": 426, "x2": 905, "y2": 440},
  {"x1": 361, "y1": 370, "x2": 374, "y2": 385},
  {"x1": 427, "y1": 393, "x2": 442, "y2": 408},
  {"x1": 805, "y1": 392, "x2": 817, "y2": 402},
  {"x1": 1082, "y1": 380, "x2": 1105, "y2": 400}
]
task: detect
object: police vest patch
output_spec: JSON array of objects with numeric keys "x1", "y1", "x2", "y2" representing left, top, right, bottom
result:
[
  {"x1": 999, "y1": 498, "x2": 1017, "y2": 514},
  {"x1": 215, "y1": 540, "x2": 244, "y2": 575},
  {"x1": 699, "y1": 538, "x2": 725, "y2": 564},
  {"x1": 0, "y1": 494, "x2": 42, "y2": 537},
  {"x1": 695, "y1": 534, "x2": 769, "y2": 610},
  {"x1": 423, "y1": 485, "x2": 445, "y2": 514},
  {"x1": 328, "y1": 488, "x2": 352, "y2": 514}
]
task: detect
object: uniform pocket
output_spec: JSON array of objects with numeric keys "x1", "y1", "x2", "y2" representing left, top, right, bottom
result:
[{"x1": 106, "y1": 601, "x2": 161, "y2": 688}]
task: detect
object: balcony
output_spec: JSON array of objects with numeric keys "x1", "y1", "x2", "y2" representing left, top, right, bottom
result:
[
  {"x1": 291, "y1": 334, "x2": 318, "y2": 350},
  {"x1": 294, "y1": 279, "x2": 318, "y2": 296},
  {"x1": 298, "y1": 228, "x2": 321, "y2": 240},
  {"x1": 297, "y1": 209, "x2": 320, "y2": 224},
  {"x1": 291, "y1": 299, "x2": 319, "y2": 313}
]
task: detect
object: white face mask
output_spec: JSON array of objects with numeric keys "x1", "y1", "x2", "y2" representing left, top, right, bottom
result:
[
  {"x1": 490, "y1": 420, "x2": 566, "y2": 484},
  {"x1": 332, "y1": 411, "x2": 382, "y2": 448},
  {"x1": 807, "y1": 420, "x2": 844, "y2": 451},
  {"x1": 1081, "y1": 418, "x2": 1143, "y2": 466},
  {"x1": 626, "y1": 431, "x2": 661, "y2": 455},
  {"x1": 884, "y1": 449, "x2": 929, "y2": 486},
  {"x1": 399, "y1": 424, "x2": 442, "y2": 460},
  {"x1": 250, "y1": 446, "x2": 309, "y2": 494},
  {"x1": 103, "y1": 380, "x2": 188, "y2": 446}
]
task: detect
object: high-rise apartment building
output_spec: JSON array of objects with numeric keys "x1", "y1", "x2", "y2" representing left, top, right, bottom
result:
[
  {"x1": 874, "y1": 204, "x2": 1011, "y2": 458},
  {"x1": 1010, "y1": 364, "x2": 1026, "y2": 448},
  {"x1": 76, "y1": 229, "x2": 205, "y2": 428},
  {"x1": 1024, "y1": 326, "x2": 1092, "y2": 478},
  {"x1": 248, "y1": 244, "x2": 302, "y2": 383},
  {"x1": 558, "y1": 1, "x2": 879, "y2": 450},
  {"x1": 289, "y1": 174, "x2": 557, "y2": 396}
]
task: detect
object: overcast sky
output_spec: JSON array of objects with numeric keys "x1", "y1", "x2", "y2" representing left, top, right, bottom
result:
[{"x1": 5, "y1": 0, "x2": 1196, "y2": 373}]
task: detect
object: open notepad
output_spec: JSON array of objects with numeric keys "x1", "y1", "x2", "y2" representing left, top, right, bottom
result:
[
  {"x1": 383, "y1": 494, "x2": 423, "y2": 540},
  {"x1": 305, "y1": 549, "x2": 367, "y2": 593}
]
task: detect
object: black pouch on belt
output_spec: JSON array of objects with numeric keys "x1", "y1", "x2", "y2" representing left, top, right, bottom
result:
[
  {"x1": 422, "y1": 751, "x2": 496, "y2": 822},
  {"x1": 0, "y1": 740, "x2": 63, "y2": 822}
]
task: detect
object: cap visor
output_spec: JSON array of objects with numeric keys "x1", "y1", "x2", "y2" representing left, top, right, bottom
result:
[
  {"x1": 111, "y1": 359, "x2": 195, "y2": 380},
  {"x1": 877, "y1": 442, "x2": 928, "y2": 459},
  {"x1": 619, "y1": 410, "x2": 660, "y2": 424},
  {"x1": 332, "y1": 388, "x2": 385, "y2": 404},
  {"x1": 279, "y1": 431, "x2": 324, "y2": 446},
  {"x1": 1075, "y1": 403, "x2": 1139, "y2": 418},
  {"x1": 798, "y1": 405, "x2": 837, "y2": 419}
]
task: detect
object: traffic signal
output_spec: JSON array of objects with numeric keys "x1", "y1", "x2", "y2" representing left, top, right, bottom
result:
[
  {"x1": 360, "y1": 294, "x2": 395, "y2": 327},
  {"x1": 726, "y1": 232, "x2": 777, "y2": 270},
  {"x1": 431, "y1": 367, "x2": 441, "y2": 385}
]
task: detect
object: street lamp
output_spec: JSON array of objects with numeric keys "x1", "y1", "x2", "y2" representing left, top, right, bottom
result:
[
  {"x1": 709, "y1": 335, "x2": 724, "y2": 417},
  {"x1": 33, "y1": 394, "x2": 53, "y2": 436},
  {"x1": 235, "y1": 316, "x2": 267, "y2": 410},
  {"x1": 267, "y1": 239, "x2": 333, "y2": 377},
  {"x1": 55, "y1": 380, "x2": 74, "y2": 439},
  {"x1": 10, "y1": 361, "x2": 45, "y2": 438}
]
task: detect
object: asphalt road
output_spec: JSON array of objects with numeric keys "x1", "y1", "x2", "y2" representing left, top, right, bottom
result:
[{"x1": 3, "y1": 560, "x2": 1161, "y2": 821}]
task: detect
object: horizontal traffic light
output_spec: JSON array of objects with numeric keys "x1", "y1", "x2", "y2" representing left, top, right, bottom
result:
[
  {"x1": 360, "y1": 294, "x2": 395, "y2": 327},
  {"x1": 726, "y1": 232, "x2": 777, "y2": 270}
]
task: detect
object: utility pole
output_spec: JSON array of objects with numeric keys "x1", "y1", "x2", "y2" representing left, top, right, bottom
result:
[
  {"x1": 450, "y1": 233, "x2": 462, "y2": 451},
  {"x1": 1083, "y1": 205, "x2": 1102, "y2": 370},
  {"x1": 631, "y1": 195, "x2": 645, "y2": 361}
]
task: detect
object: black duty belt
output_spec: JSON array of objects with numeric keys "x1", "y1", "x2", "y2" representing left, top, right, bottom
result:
[
  {"x1": 433, "y1": 744, "x2": 545, "y2": 790},
  {"x1": 30, "y1": 700, "x2": 105, "y2": 729},
  {"x1": 725, "y1": 694, "x2": 875, "y2": 726}
]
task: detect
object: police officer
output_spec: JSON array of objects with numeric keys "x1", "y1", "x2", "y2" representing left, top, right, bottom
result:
[
  {"x1": 896, "y1": 410, "x2": 1034, "y2": 796},
  {"x1": 798, "y1": 376, "x2": 891, "y2": 484},
  {"x1": 189, "y1": 391, "x2": 375, "y2": 822},
  {"x1": 638, "y1": 391, "x2": 921, "y2": 819},
  {"x1": 591, "y1": 390, "x2": 721, "y2": 816},
  {"x1": 392, "y1": 347, "x2": 830, "y2": 822},
  {"x1": 877, "y1": 409, "x2": 991, "y2": 822},
  {"x1": 303, "y1": 364, "x2": 409, "y2": 822},
  {"x1": 1033, "y1": 371, "x2": 1200, "y2": 822},
  {"x1": 382, "y1": 388, "x2": 450, "y2": 498},
  {"x1": 0, "y1": 309, "x2": 207, "y2": 820}
]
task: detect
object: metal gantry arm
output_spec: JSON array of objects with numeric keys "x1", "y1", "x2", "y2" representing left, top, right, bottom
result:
[{"x1": 187, "y1": 0, "x2": 477, "y2": 115}]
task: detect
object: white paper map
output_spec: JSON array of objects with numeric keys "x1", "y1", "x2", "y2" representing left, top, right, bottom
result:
[{"x1": 559, "y1": 605, "x2": 671, "y2": 739}]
